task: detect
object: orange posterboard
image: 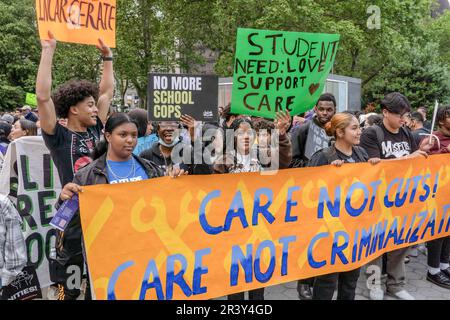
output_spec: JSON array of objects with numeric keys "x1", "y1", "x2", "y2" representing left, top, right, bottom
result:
[
  {"x1": 79, "y1": 154, "x2": 450, "y2": 300},
  {"x1": 36, "y1": 0, "x2": 116, "y2": 47}
]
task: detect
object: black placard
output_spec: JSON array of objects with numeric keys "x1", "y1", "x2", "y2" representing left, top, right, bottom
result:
[
  {"x1": 147, "y1": 73, "x2": 219, "y2": 122},
  {"x1": 1, "y1": 265, "x2": 42, "y2": 300}
]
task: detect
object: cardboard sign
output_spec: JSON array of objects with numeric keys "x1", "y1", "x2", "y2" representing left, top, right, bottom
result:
[
  {"x1": 231, "y1": 28, "x2": 340, "y2": 119},
  {"x1": 79, "y1": 154, "x2": 450, "y2": 300},
  {"x1": 147, "y1": 74, "x2": 219, "y2": 122},
  {"x1": 35, "y1": 0, "x2": 116, "y2": 47}
]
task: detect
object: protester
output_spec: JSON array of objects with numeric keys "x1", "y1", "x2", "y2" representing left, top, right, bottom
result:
[
  {"x1": 20, "y1": 105, "x2": 39, "y2": 123},
  {"x1": 0, "y1": 122, "x2": 12, "y2": 156},
  {"x1": 290, "y1": 93, "x2": 337, "y2": 299},
  {"x1": 408, "y1": 111, "x2": 430, "y2": 146},
  {"x1": 0, "y1": 194, "x2": 27, "y2": 289},
  {"x1": 417, "y1": 106, "x2": 432, "y2": 131},
  {"x1": 10, "y1": 119, "x2": 38, "y2": 141},
  {"x1": 213, "y1": 111, "x2": 291, "y2": 300},
  {"x1": 290, "y1": 93, "x2": 337, "y2": 168},
  {"x1": 139, "y1": 116, "x2": 211, "y2": 175},
  {"x1": 308, "y1": 112, "x2": 380, "y2": 300},
  {"x1": 57, "y1": 113, "x2": 186, "y2": 298},
  {"x1": 425, "y1": 105, "x2": 450, "y2": 289},
  {"x1": 364, "y1": 113, "x2": 383, "y2": 129},
  {"x1": 128, "y1": 108, "x2": 158, "y2": 156},
  {"x1": 359, "y1": 92, "x2": 434, "y2": 300},
  {"x1": 1, "y1": 114, "x2": 14, "y2": 125},
  {"x1": 36, "y1": 31, "x2": 114, "y2": 300}
]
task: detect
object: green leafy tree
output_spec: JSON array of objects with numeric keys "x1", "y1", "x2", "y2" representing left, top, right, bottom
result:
[{"x1": 0, "y1": 0, "x2": 40, "y2": 111}]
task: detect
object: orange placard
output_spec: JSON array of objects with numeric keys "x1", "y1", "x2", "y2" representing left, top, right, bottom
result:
[
  {"x1": 79, "y1": 154, "x2": 450, "y2": 300},
  {"x1": 36, "y1": 0, "x2": 116, "y2": 47}
]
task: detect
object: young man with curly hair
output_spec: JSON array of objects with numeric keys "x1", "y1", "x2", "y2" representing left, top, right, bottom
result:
[{"x1": 36, "y1": 31, "x2": 114, "y2": 300}]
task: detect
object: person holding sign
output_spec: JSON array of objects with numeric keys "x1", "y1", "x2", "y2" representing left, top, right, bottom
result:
[
  {"x1": 290, "y1": 93, "x2": 336, "y2": 300},
  {"x1": 36, "y1": 31, "x2": 114, "y2": 300},
  {"x1": 426, "y1": 105, "x2": 450, "y2": 289},
  {"x1": 359, "y1": 92, "x2": 434, "y2": 300},
  {"x1": 290, "y1": 93, "x2": 337, "y2": 169},
  {"x1": 307, "y1": 112, "x2": 380, "y2": 300},
  {"x1": 139, "y1": 115, "x2": 212, "y2": 175}
]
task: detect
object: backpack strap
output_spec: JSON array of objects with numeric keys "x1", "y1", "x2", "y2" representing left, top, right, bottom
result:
[{"x1": 373, "y1": 124, "x2": 384, "y2": 146}]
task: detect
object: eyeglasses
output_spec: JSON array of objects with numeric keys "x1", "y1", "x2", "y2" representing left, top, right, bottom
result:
[
  {"x1": 389, "y1": 111, "x2": 411, "y2": 120},
  {"x1": 159, "y1": 123, "x2": 179, "y2": 129}
]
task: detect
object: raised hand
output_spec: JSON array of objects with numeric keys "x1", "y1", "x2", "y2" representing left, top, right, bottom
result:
[
  {"x1": 41, "y1": 31, "x2": 57, "y2": 50},
  {"x1": 419, "y1": 135, "x2": 435, "y2": 153},
  {"x1": 96, "y1": 38, "x2": 112, "y2": 57},
  {"x1": 274, "y1": 110, "x2": 291, "y2": 136},
  {"x1": 180, "y1": 114, "x2": 197, "y2": 141}
]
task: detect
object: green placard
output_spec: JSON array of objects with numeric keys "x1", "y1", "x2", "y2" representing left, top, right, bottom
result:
[
  {"x1": 231, "y1": 28, "x2": 340, "y2": 119},
  {"x1": 25, "y1": 92, "x2": 37, "y2": 106}
]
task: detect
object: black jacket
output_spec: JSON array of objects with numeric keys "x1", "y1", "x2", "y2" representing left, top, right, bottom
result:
[
  {"x1": 289, "y1": 117, "x2": 324, "y2": 168},
  {"x1": 53, "y1": 154, "x2": 163, "y2": 267}
]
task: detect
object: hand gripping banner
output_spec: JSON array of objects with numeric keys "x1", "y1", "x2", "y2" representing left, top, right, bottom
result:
[{"x1": 79, "y1": 154, "x2": 450, "y2": 300}]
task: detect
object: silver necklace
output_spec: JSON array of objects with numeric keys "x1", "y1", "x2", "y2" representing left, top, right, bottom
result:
[
  {"x1": 106, "y1": 157, "x2": 136, "y2": 180},
  {"x1": 68, "y1": 128, "x2": 91, "y2": 149}
]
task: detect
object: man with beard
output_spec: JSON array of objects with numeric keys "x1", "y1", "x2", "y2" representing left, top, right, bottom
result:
[{"x1": 289, "y1": 93, "x2": 336, "y2": 300}]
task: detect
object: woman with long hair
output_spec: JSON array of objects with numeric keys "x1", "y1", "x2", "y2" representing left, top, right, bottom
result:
[
  {"x1": 57, "y1": 113, "x2": 186, "y2": 300},
  {"x1": 308, "y1": 112, "x2": 380, "y2": 300},
  {"x1": 10, "y1": 119, "x2": 38, "y2": 140},
  {"x1": 213, "y1": 110, "x2": 292, "y2": 300}
]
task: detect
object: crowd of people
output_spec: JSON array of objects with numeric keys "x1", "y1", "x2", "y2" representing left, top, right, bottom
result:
[{"x1": 0, "y1": 33, "x2": 449, "y2": 301}]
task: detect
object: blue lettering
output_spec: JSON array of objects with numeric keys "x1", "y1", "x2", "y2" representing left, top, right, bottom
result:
[
  {"x1": 285, "y1": 186, "x2": 300, "y2": 222},
  {"x1": 308, "y1": 232, "x2": 328, "y2": 268},
  {"x1": 279, "y1": 236, "x2": 296, "y2": 276},
  {"x1": 107, "y1": 261, "x2": 134, "y2": 300},
  {"x1": 224, "y1": 191, "x2": 249, "y2": 231},
  {"x1": 230, "y1": 244, "x2": 253, "y2": 286},
  {"x1": 331, "y1": 231, "x2": 349, "y2": 265},
  {"x1": 254, "y1": 240, "x2": 276, "y2": 283},
  {"x1": 193, "y1": 248, "x2": 211, "y2": 295},
  {"x1": 318, "y1": 186, "x2": 340, "y2": 219},
  {"x1": 252, "y1": 187, "x2": 275, "y2": 226},
  {"x1": 140, "y1": 259, "x2": 164, "y2": 300},
  {"x1": 199, "y1": 190, "x2": 223, "y2": 235},
  {"x1": 345, "y1": 182, "x2": 369, "y2": 217}
]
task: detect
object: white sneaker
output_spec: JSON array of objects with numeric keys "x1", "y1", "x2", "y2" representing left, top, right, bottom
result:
[
  {"x1": 388, "y1": 289, "x2": 415, "y2": 300},
  {"x1": 369, "y1": 287, "x2": 384, "y2": 300}
]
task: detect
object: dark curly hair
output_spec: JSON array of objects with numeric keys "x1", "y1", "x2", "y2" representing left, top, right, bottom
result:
[{"x1": 52, "y1": 80, "x2": 99, "y2": 118}]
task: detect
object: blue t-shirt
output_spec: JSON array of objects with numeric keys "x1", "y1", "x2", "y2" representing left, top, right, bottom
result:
[
  {"x1": 133, "y1": 134, "x2": 158, "y2": 156},
  {"x1": 106, "y1": 158, "x2": 149, "y2": 184}
]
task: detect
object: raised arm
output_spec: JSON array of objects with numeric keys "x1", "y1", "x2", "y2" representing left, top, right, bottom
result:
[
  {"x1": 36, "y1": 31, "x2": 57, "y2": 135},
  {"x1": 96, "y1": 38, "x2": 114, "y2": 124}
]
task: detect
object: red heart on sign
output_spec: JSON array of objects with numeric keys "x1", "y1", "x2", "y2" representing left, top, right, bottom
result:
[{"x1": 309, "y1": 83, "x2": 320, "y2": 95}]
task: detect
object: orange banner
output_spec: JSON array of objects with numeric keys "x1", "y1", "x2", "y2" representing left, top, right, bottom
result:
[
  {"x1": 36, "y1": 0, "x2": 116, "y2": 47},
  {"x1": 79, "y1": 154, "x2": 450, "y2": 300}
]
